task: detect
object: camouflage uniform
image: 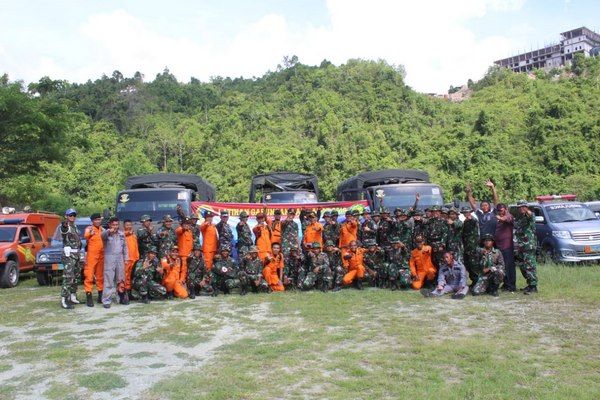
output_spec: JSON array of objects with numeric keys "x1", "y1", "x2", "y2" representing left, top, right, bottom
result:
[
  {"x1": 211, "y1": 255, "x2": 242, "y2": 294},
  {"x1": 301, "y1": 250, "x2": 331, "y2": 291},
  {"x1": 385, "y1": 244, "x2": 411, "y2": 289},
  {"x1": 284, "y1": 250, "x2": 305, "y2": 289},
  {"x1": 425, "y1": 214, "x2": 450, "y2": 268},
  {"x1": 187, "y1": 252, "x2": 213, "y2": 297},
  {"x1": 363, "y1": 243, "x2": 386, "y2": 287},
  {"x1": 136, "y1": 223, "x2": 156, "y2": 258},
  {"x1": 447, "y1": 219, "x2": 464, "y2": 261},
  {"x1": 461, "y1": 215, "x2": 480, "y2": 285},
  {"x1": 132, "y1": 256, "x2": 166, "y2": 299},
  {"x1": 325, "y1": 246, "x2": 344, "y2": 290},
  {"x1": 514, "y1": 209, "x2": 538, "y2": 289},
  {"x1": 155, "y1": 225, "x2": 177, "y2": 259},
  {"x1": 60, "y1": 222, "x2": 83, "y2": 299},
  {"x1": 236, "y1": 219, "x2": 254, "y2": 258},
  {"x1": 323, "y1": 221, "x2": 341, "y2": 246},
  {"x1": 216, "y1": 219, "x2": 234, "y2": 251},
  {"x1": 281, "y1": 219, "x2": 300, "y2": 256},
  {"x1": 240, "y1": 254, "x2": 270, "y2": 293},
  {"x1": 411, "y1": 218, "x2": 427, "y2": 249},
  {"x1": 472, "y1": 247, "x2": 505, "y2": 295},
  {"x1": 359, "y1": 219, "x2": 377, "y2": 245},
  {"x1": 377, "y1": 217, "x2": 393, "y2": 248}
]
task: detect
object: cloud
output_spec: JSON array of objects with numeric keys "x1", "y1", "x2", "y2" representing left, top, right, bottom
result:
[{"x1": 2, "y1": 1, "x2": 524, "y2": 93}]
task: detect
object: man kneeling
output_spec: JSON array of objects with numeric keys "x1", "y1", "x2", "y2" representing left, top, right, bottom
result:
[
  {"x1": 428, "y1": 251, "x2": 468, "y2": 299},
  {"x1": 132, "y1": 246, "x2": 166, "y2": 303}
]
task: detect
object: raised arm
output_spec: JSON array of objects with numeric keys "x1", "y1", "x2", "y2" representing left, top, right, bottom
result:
[
  {"x1": 486, "y1": 180, "x2": 499, "y2": 206},
  {"x1": 466, "y1": 184, "x2": 477, "y2": 211}
]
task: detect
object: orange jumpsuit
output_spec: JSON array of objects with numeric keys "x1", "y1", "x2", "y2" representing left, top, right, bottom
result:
[
  {"x1": 339, "y1": 220, "x2": 358, "y2": 249},
  {"x1": 409, "y1": 245, "x2": 437, "y2": 290},
  {"x1": 253, "y1": 223, "x2": 272, "y2": 261},
  {"x1": 124, "y1": 231, "x2": 139, "y2": 291},
  {"x1": 342, "y1": 247, "x2": 366, "y2": 285},
  {"x1": 262, "y1": 253, "x2": 285, "y2": 292},
  {"x1": 161, "y1": 257, "x2": 189, "y2": 298},
  {"x1": 84, "y1": 225, "x2": 104, "y2": 293},
  {"x1": 303, "y1": 222, "x2": 323, "y2": 248},
  {"x1": 270, "y1": 219, "x2": 282, "y2": 245},
  {"x1": 200, "y1": 222, "x2": 218, "y2": 270},
  {"x1": 176, "y1": 226, "x2": 194, "y2": 279}
]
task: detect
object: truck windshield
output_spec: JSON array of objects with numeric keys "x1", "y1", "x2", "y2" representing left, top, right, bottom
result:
[
  {"x1": 263, "y1": 192, "x2": 317, "y2": 204},
  {"x1": 545, "y1": 204, "x2": 598, "y2": 223},
  {"x1": 116, "y1": 190, "x2": 190, "y2": 222},
  {"x1": 0, "y1": 227, "x2": 17, "y2": 242},
  {"x1": 372, "y1": 186, "x2": 444, "y2": 210}
]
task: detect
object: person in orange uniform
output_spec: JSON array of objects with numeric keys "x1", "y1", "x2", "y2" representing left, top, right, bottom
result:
[
  {"x1": 253, "y1": 213, "x2": 272, "y2": 261},
  {"x1": 161, "y1": 246, "x2": 189, "y2": 299},
  {"x1": 339, "y1": 210, "x2": 358, "y2": 250},
  {"x1": 175, "y1": 219, "x2": 194, "y2": 280},
  {"x1": 83, "y1": 213, "x2": 104, "y2": 307},
  {"x1": 302, "y1": 212, "x2": 323, "y2": 250},
  {"x1": 200, "y1": 211, "x2": 218, "y2": 270},
  {"x1": 262, "y1": 242, "x2": 285, "y2": 292},
  {"x1": 269, "y1": 209, "x2": 283, "y2": 245},
  {"x1": 123, "y1": 219, "x2": 139, "y2": 302},
  {"x1": 342, "y1": 240, "x2": 366, "y2": 289},
  {"x1": 409, "y1": 235, "x2": 437, "y2": 290}
]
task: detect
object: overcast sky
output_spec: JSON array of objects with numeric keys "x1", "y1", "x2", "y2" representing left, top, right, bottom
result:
[{"x1": 1, "y1": 0, "x2": 598, "y2": 93}]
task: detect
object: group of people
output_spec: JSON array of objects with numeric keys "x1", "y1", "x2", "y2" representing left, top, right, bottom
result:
[{"x1": 57, "y1": 181, "x2": 538, "y2": 309}]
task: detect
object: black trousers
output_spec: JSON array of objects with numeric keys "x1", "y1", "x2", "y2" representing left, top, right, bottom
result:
[{"x1": 501, "y1": 247, "x2": 516, "y2": 290}]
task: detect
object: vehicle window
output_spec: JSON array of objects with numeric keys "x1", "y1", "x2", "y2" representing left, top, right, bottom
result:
[
  {"x1": 0, "y1": 227, "x2": 17, "y2": 242},
  {"x1": 116, "y1": 190, "x2": 190, "y2": 221},
  {"x1": 372, "y1": 186, "x2": 443, "y2": 210},
  {"x1": 19, "y1": 228, "x2": 30, "y2": 242},
  {"x1": 532, "y1": 207, "x2": 544, "y2": 217},
  {"x1": 31, "y1": 227, "x2": 43, "y2": 242},
  {"x1": 545, "y1": 204, "x2": 597, "y2": 223},
  {"x1": 264, "y1": 192, "x2": 317, "y2": 204}
]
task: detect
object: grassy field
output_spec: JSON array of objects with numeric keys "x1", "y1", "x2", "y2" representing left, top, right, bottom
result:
[{"x1": 0, "y1": 263, "x2": 599, "y2": 400}]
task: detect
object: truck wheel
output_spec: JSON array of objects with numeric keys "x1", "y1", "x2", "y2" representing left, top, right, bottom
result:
[
  {"x1": 541, "y1": 245, "x2": 558, "y2": 264},
  {"x1": 36, "y1": 270, "x2": 53, "y2": 286},
  {"x1": 0, "y1": 260, "x2": 20, "y2": 288}
]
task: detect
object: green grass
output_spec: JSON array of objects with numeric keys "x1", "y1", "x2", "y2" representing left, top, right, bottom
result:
[{"x1": 0, "y1": 264, "x2": 598, "y2": 399}]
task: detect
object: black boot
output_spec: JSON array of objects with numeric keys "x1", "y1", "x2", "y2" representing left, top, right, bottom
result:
[
  {"x1": 356, "y1": 279, "x2": 364, "y2": 290},
  {"x1": 86, "y1": 292, "x2": 94, "y2": 307},
  {"x1": 489, "y1": 283, "x2": 499, "y2": 297},
  {"x1": 119, "y1": 291, "x2": 130, "y2": 305},
  {"x1": 61, "y1": 296, "x2": 74, "y2": 310},
  {"x1": 189, "y1": 288, "x2": 196, "y2": 299},
  {"x1": 167, "y1": 291, "x2": 174, "y2": 300},
  {"x1": 240, "y1": 285, "x2": 248, "y2": 296},
  {"x1": 524, "y1": 286, "x2": 538, "y2": 295},
  {"x1": 97, "y1": 290, "x2": 103, "y2": 304},
  {"x1": 332, "y1": 284, "x2": 341, "y2": 292},
  {"x1": 321, "y1": 281, "x2": 329, "y2": 292},
  {"x1": 390, "y1": 280, "x2": 397, "y2": 291},
  {"x1": 141, "y1": 294, "x2": 150, "y2": 304}
]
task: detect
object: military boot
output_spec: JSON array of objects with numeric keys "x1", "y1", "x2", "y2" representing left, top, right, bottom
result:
[
  {"x1": 321, "y1": 281, "x2": 329, "y2": 292},
  {"x1": 69, "y1": 293, "x2": 80, "y2": 304},
  {"x1": 141, "y1": 294, "x2": 150, "y2": 304},
  {"x1": 97, "y1": 290, "x2": 103, "y2": 304},
  {"x1": 523, "y1": 286, "x2": 537, "y2": 295},
  {"x1": 390, "y1": 280, "x2": 398, "y2": 291},
  {"x1": 61, "y1": 296, "x2": 74, "y2": 310},
  {"x1": 119, "y1": 291, "x2": 130, "y2": 305},
  {"x1": 240, "y1": 285, "x2": 248, "y2": 296},
  {"x1": 166, "y1": 291, "x2": 174, "y2": 300},
  {"x1": 188, "y1": 288, "x2": 197, "y2": 299},
  {"x1": 488, "y1": 283, "x2": 499, "y2": 297},
  {"x1": 86, "y1": 292, "x2": 94, "y2": 307},
  {"x1": 332, "y1": 284, "x2": 341, "y2": 292},
  {"x1": 356, "y1": 279, "x2": 364, "y2": 290}
]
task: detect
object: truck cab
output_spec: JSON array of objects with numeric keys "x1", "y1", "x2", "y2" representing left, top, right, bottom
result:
[
  {"x1": 336, "y1": 169, "x2": 444, "y2": 211},
  {"x1": 510, "y1": 195, "x2": 600, "y2": 263},
  {"x1": 249, "y1": 172, "x2": 319, "y2": 204},
  {"x1": 0, "y1": 212, "x2": 60, "y2": 288}
]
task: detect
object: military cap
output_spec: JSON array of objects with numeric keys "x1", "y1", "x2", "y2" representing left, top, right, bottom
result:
[
  {"x1": 381, "y1": 208, "x2": 390, "y2": 214},
  {"x1": 362, "y1": 209, "x2": 371, "y2": 215},
  {"x1": 189, "y1": 214, "x2": 199, "y2": 220},
  {"x1": 394, "y1": 207, "x2": 403, "y2": 213},
  {"x1": 248, "y1": 245, "x2": 259, "y2": 253},
  {"x1": 307, "y1": 212, "x2": 316, "y2": 218},
  {"x1": 220, "y1": 246, "x2": 231, "y2": 252},
  {"x1": 352, "y1": 209, "x2": 360, "y2": 216},
  {"x1": 287, "y1": 208, "x2": 296, "y2": 214},
  {"x1": 389, "y1": 237, "x2": 401, "y2": 244},
  {"x1": 322, "y1": 211, "x2": 331, "y2": 217},
  {"x1": 482, "y1": 233, "x2": 495, "y2": 242},
  {"x1": 412, "y1": 209, "x2": 424, "y2": 216},
  {"x1": 146, "y1": 245, "x2": 158, "y2": 254},
  {"x1": 516, "y1": 200, "x2": 529, "y2": 207},
  {"x1": 289, "y1": 245, "x2": 300, "y2": 252},
  {"x1": 140, "y1": 214, "x2": 152, "y2": 222},
  {"x1": 448, "y1": 207, "x2": 459, "y2": 215},
  {"x1": 170, "y1": 245, "x2": 179, "y2": 251},
  {"x1": 311, "y1": 241, "x2": 321, "y2": 249},
  {"x1": 193, "y1": 243, "x2": 202, "y2": 251},
  {"x1": 90, "y1": 212, "x2": 102, "y2": 220},
  {"x1": 363, "y1": 239, "x2": 377, "y2": 247},
  {"x1": 396, "y1": 208, "x2": 407, "y2": 216},
  {"x1": 460, "y1": 206, "x2": 473, "y2": 213},
  {"x1": 325, "y1": 240, "x2": 335, "y2": 247},
  {"x1": 274, "y1": 209, "x2": 282, "y2": 215},
  {"x1": 239, "y1": 211, "x2": 249, "y2": 218},
  {"x1": 441, "y1": 207, "x2": 449, "y2": 214},
  {"x1": 345, "y1": 210, "x2": 352, "y2": 216},
  {"x1": 372, "y1": 211, "x2": 380, "y2": 217},
  {"x1": 203, "y1": 210, "x2": 214, "y2": 218},
  {"x1": 331, "y1": 210, "x2": 339, "y2": 216},
  {"x1": 430, "y1": 205, "x2": 441, "y2": 211},
  {"x1": 424, "y1": 207, "x2": 432, "y2": 212},
  {"x1": 162, "y1": 214, "x2": 174, "y2": 222},
  {"x1": 220, "y1": 210, "x2": 229, "y2": 217}
]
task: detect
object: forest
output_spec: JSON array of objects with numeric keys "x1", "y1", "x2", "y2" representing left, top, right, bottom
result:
[{"x1": 1, "y1": 54, "x2": 599, "y2": 214}]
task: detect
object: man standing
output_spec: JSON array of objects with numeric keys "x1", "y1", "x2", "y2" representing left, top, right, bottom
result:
[
  {"x1": 411, "y1": 209, "x2": 427, "y2": 249},
  {"x1": 428, "y1": 252, "x2": 468, "y2": 299},
  {"x1": 425, "y1": 206, "x2": 450, "y2": 269},
  {"x1": 466, "y1": 181, "x2": 498, "y2": 240},
  {"x1": 216, "y1": 210, "x2": 234, "y2": 251},
  {"x1": 472, "y1": 234, "x2": 505, "y2": 297},
  {"x1": 270, "y1": 209, "x2": 283, "y2": 245},
  {"x1": 446, "y1": 208, "x2": 463, "y2": 261},
  {"x1": 156, "y1": 215, "x2": 177, "y2": 260},
  {"x1": 494, "y1": 203, "x2": 515, "y2": 292},
  {"x1": 254, "y1": 213, "x2": 272, "y2": 261},
  {"x1": 281, "y1": 209, "x2": 300, "y2": 256},
  {"x1": 303, "y1": 212, "x2": 324, "y2": 250},
  {"x1": 123, "y1": 219, "x2": 139, "y2": 303},
  {"x1": 84, "y1": 213, "x2": 104, "y2": 306},
  {"x1": 339, "y1": 211, "x2": 358, "y2": 250},
  {"x1": 59, "y1": 208, "x2": 83, "y2": 309},
  {"x1": 200, "y1": 211, "x2": 218, "y2": 270},
  {"x1": 175, "y1": 219, "x2": 194, "y2": 285},
  {"x1": 101, "y1": 217, "x2": 128, "y2": 308},
  {"x1": 377, "y1": 208, "x2": 393, "y2": 249},
  {"x1": 136, "y1": 215, "x2": 155, "y2": 259},
  {"x1": 236, "y1": 211, "x2": 254, "y2": 258},
  {"x1": 461, "y1": 206, "x2": 480, "y2": 287},
  {"x1": 324, "y1": 240, "x2": 344, "y2": 292},
  {"x1": 132, "y1": 246, "x2": 166, "y2": 303},
  {"x1": 514, "y1": 200, "x2": 538, "y2": 294},
  {"x1": 359, "y1": 210, "x2": 378, "y2": 245}
]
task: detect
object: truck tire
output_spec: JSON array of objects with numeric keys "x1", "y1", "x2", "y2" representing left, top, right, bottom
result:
[
  {"x1": 36, "y1": 270, "x2": 53, "y2": 286},
  {"x1": 0, "y1": 260, "x2": 20, "y2": 288}
]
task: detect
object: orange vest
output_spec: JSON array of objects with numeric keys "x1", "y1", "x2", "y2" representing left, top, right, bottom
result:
[
  {"x1": 303, "y1": 222, "x2": 323, "y2": 246},
  {"x1": 200, "y1": 222, "x2": 218, "y2": 252},
  {"x1": 176, "y1": 226, "x2": 194, "y2": 257},
  {"x1": 339, "y1": 220, "x2": 358, "y2": 248},
  {"x1": 410, "y1": 245, "x2": 435, "y2": 276},
  {"x1": 85, "y1": 225, "x2": 104, "y2": 254},
  {"x1": 124, "y1": 231, "x2": 139, "y2": 261}
]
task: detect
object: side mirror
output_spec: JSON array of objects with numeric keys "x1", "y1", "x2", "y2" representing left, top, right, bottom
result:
[
  {"x1": 534, "y1": 216, "x2": 545, "y2": 223},
  {"x1": 20, "y1": 236, "x2": 31, "y2": 244}
]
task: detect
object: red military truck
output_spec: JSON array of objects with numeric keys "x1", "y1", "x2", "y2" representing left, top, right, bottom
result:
[{"x1": 0, "y1": 212, "x2": 60, "y2": 288}]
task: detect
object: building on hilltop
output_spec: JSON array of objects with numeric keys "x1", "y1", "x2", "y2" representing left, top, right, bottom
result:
[{"x1": 494, "y1": 27, "x2": 600, "y2": 73}]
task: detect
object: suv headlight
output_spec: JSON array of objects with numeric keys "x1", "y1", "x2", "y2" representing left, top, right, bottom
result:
[
  {"x1": 38, "y1": 254, "x2": 49, "y2": 262},
  {"x1": 552, "y1": 231, "x2": 571, "y2": 239}
]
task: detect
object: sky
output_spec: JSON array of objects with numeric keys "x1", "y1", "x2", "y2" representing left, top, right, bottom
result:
[{"x1": 1, "y1": 0, "x2": 599, "y2": 93}]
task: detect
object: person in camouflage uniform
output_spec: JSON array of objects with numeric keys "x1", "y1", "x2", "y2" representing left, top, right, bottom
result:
[
  {"x1": 461, "y1": 206, "x2": 480, "y2": 286},
  {"x1": 236, "y1": 211, "x2": 254, "y2": 258},
  {"x1": 411, "y1": 209, "x2": 427, "y2": 249},
  {"x1": 240, "y1": 246, "x2": 269, "y2": 294},
  {"x1": 324, "y1": 240, "x2": 344, "y2": 292},
  {"x1": 392, "y1": 209, "x2": 412, "y2": 251},
  {"x1": 186, "y1": 244, "x2": 213, "y2": 298},
  {"x1": 359, "y1": 210, "x2": 378, "y2": 245},
  {"x1": 216, "y1": 210, "x2": 234, "y2": 251},
  {"x1": 425, "y1": 206, "x2": 450, "y2": 269},
  {"x1": 514, "y1": 200, "x2": 538, "y2": 294},
  {"x1": 211, "y1": 247, "x2": 243, "y2": 295},
  {"x1": 132, "y1": 246, "x2": 166, "y2": 303},
  {"x1": 281, "y1": 209, "x2": 300, "y2": 256},
  {"x1": 363, "y1": 239, "x2": 385, "y2": 287},
  {"x1": 301, "y1": 242, "x2": 331, "y2": 292},
  {"x1": 323, "y1": 210, "x2": 341, "y2": 247},
  {"x1": 377, "y1": 208, "x2": 393, "y2": 249},
  {"x1": 386, "y1": 237, "x2": 412, "y2": 290},
  {"x1": 472, "y1": 234, "x2": 505, "y2": 296},
  {"x1": 137, "y1": 214, "x2": 156, "y2": 259},
  {"x1": 446, "y1": 208, "x2": 464, "y2": 261},
  {"x1": 155, "y1": 215, "x2": 177, "y2": 259},
  {"x1": 60, "y1": 208, "x2": 83, "y2": 309},
  {"x1": 284, "y1": 246, "x2": 305, "y2": 289}
]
